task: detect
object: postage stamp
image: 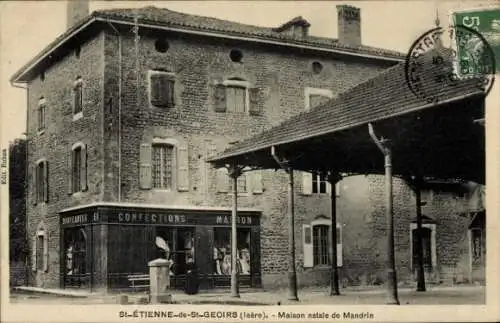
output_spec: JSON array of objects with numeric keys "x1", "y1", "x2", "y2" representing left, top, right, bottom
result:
[{"x1": 1, "y1": 1, "x2": 498, "y2": 323}]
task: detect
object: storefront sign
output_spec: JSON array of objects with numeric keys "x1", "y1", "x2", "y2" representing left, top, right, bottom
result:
[{"x1": 61, "y1": 207, "x2": 260, "y2": 227}]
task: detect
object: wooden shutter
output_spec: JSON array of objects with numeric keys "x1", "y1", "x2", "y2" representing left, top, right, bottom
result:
[
  {"x1": 302, "y1": 172, "x2": 313, "y2": 195},
  {"x1": 67, "y1": 147, "x2": 73, "y2": 195},
  {"x1": 177, "y1": 142, "x2": 189, "y2": 191},
  {"x1": 80, "y1": 145, "x2": 88, "y2": 192},
  {"x1": 249, "y1": 87, "x2": 263, "y2": 116},
  {"x1": 326, "y1": 180, "x2": 332, "y2": 195},
  {"x1": 336, "y1": 225, "x2": 343, "y2": 267},
  {"x1": 31, "y1": 164, "x2": 37, "y2": 205},
  {"x1": 150, "y1": 74, "x2": 162, "y2": 106},
  {"x1": 166, "y1": 78, "x2": 175, "y2": 107},
  {"x1": 213, "y1": 84, "x2": 227, "y2": 112},
  {"x1": 216, "y1": 168, "x2": 229, "y2": 193},
  {"x1": 43, "y1": 232, "x2": 49, "y2": 272},
  {"x1": 139, "y1": 143, "x2": 152, "y2": 189},
  {"x1": 252, "y1": 171, "x2": 263, "y2": 194},
  {"x1": 43, "y1": 160, "x2": 49, "y2": 202},
  {"x1": 31, "y1": 235, "x2": 37, "y2": 271},
  {"x1": 303, "y1": 224, "x2": 313, "y2": 268}
]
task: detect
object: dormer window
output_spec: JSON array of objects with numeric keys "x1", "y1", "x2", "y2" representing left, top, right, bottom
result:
[{"x1": 273, "y1": 16, "x2": 311, "y2": 39}]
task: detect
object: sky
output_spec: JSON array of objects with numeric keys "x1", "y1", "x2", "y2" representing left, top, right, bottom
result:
[{"x1": 0, "y1": 0, "x2": 497, "y2": 146}]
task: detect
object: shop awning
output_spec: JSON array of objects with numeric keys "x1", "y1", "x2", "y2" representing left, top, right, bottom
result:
[{"x1": 208, "y1": 61, "x2": 486, "y2": 184}]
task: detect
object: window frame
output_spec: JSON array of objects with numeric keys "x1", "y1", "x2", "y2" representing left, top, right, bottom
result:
[
  {"x1": 151, "y1": 138, "x2": 178, "y2": 191},
  {"x1": 70, "y1": 142, "x2": 87, "y2": 194},
  {"x1": 312, "y1": 171, "x2": 329, "y2": 194},
  {"x1": 72, "y1": 78, "x2": 83, "y2": 120},
  {"x1": 304, "y1": 218, "x2": 343, "y2": 268},
  {"x1": 223, "y1": 79, "x2": 251, "y2": 114},
  {"x1": 151, "y1": 143, "x2": 176, "y2": 191},
  {"x1": 32, "y1": 225, "x2": 48, "y2": 273},
  {"x1": 35, "y1": 158, "x2": 47, "y2": 204},
  {"x1": 38, "y1": 97, "x2": 46, "y2": 134},
  {"x1": 304, "y1": 87, "x2": 333, "y2": 111},
  {"x1": 148, "y1": 70, "x2": 176, "y2": 109}
]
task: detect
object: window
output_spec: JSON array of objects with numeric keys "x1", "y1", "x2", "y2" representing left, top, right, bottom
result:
[
  {"x1": 303, "y1": 220, "x2": 342, "y2": 268},
  {"x1": 229, "y1": 49, "x2": 243, "y2": 63},
  {"x1": 216, "y1": 168, "x2": 251, "y2": 195},
  {"x1": 304, "y1": 87, "x2": 333, "y2": 111},
  {"x1": 312, "y1": 171, "x2": 328, "y2": 194},
  {"x1": 155, "y1": 227, "x2": 195, "y2": 276},
  {"x1": 32, "y1": 227, "x2": 48, "y2": 272},
  {"x1": 152, "y1": 144, "x2": 174, "y2": 189},
  {"x1": 213, "y1": 228, "x2": 251, "y2": 275},
  {"x1": 64, "y1": 228, "x2": 87, "y2": 287},
  {"x1": 213, "y1": 79, "x2": 262, "y2": 115},
  {"x1": 313, "y1": 225, "x2": 329, "y2": 265},
  {"x1": 38, "y1": 98, "x2": 46, "y2": 132},
  {"x1": 471, "y1": 228, "x2": 483, "y2": 264},
  {"x1": 73, "y1": 78, "x2": 83, "y2": 116},
  {"x1": 312, "y1": 61, "x2": 323, "y2": 74},
  {"x1": 69, "y1": 143, "x2": 87, "y2": 194},
  {"x1": 409, "y1": 223, "x2": 436, "y2": 272},
  {"x1": 226, "y1": 86, "x2": 247, "y2": 113},
  {"x1": 154, "y1": 38, "x2": 169, "y2": 53},
  {"x1": 149, "y1": 71, "x2": 175, "y2": 108},
  {"x1": 34, "y1": 160, "x2": 48, "y2": 204},
  {"x1": 226, "y1": 173, "x2": 247, "y2": 193}
]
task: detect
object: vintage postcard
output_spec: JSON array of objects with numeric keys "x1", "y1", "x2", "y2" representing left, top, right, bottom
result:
[{"x1": 1, "y1": 0, "x2": 499, "y2": 322}]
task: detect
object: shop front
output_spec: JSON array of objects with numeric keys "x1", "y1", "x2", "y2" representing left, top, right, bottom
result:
[{"x1": 59, "y1": 204, "x2": 262, "y2": 291}]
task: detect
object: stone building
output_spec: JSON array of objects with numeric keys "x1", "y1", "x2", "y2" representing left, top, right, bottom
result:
[{"x1": 12, "y1": 2, "x2": 483, "y2": 292}]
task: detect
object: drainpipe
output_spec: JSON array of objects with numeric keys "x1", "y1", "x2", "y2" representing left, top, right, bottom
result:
[
  {"x1": 271, "y1": 146, "x2": 299, "y2": 301},
  {"x1": 368, "y1": 123, "x2": 399, "y2": 305},
  {"x1": 227, "y1": 164, "x2": 242, "y2": 298}
]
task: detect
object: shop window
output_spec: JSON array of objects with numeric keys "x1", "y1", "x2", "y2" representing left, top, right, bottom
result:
[
  {"x1": 149, "y1": 71, "x2": 175, "y2": 108},
  {"x1": 471, "y1": 228, "x2": 483, "y2": 264},
  {"x1": 73, "y1": 77, "x2": 83, "y2": 119},
  {"x1": 213, "y1": 79, "x2": 262, "y2": 115},
  {"x1": 64, "y1": 228, "x2": 87, "y2": 282},
  {"x1": 303, "y1": 219, "x2": 342, "y2": 268},
  {"x1": 213, "y1": 228, "x2": 251, "y2": 275},
  {"x1": 38, "y1": 97, "x2": 46, "y2": 133},
  {"x1": 152, "y1": 144, "x2": 174, "y2": 189},
  {"x1": 69, "y1": 143, "x2": 87, "y2": 194},
  {"x1": 155, "y1": 228, "x2": 195, "y2": 276},
  {"x1": 33, "y1": 159, "x2": 48, "y2": 204}
]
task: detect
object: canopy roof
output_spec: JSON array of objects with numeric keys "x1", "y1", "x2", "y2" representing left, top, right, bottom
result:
[{"x1": 208, "y1": 59, "x2": 486, "y2": 184}]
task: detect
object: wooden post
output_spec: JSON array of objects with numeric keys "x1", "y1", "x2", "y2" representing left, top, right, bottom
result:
[
  {"x1": 286, "y1": 166, "x2": 299, "y2": 301},
  {"x1": 329, "y1": 172, "x2": 341, "y2": 296},
  {"x1": 228, "y1": 165, "x2": 241, "y2": 298},
  {"x1": 414, "y1": 176, "x2": 426, "y2": 292}
]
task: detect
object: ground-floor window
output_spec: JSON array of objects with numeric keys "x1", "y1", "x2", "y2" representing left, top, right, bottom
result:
[
  {"x1": 155, "y1": 227, "x2": 195, "y2": 276},
  {"x1": 64, "y1": 228, "x2": 88, "y2": 286},
  {"x1": 213, "y1": 228, "x2": 251, "y2": 275}
]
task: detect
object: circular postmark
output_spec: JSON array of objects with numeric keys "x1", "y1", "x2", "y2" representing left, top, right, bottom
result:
[{"x1": 405, "y1": 24, "x2": 495, "y2": 103}]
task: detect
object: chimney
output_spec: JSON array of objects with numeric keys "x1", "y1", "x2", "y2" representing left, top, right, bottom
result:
[
  {"x1": 336, "y1": 5, "x2": 361, "y2": 46},
  {"x1": 66, "y1": 0, "x2": 90, "y2": 29}
]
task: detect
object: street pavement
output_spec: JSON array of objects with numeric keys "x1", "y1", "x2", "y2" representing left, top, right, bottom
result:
[{"x1": 9, "y1": 285, "x2": 485, "y2": 305}]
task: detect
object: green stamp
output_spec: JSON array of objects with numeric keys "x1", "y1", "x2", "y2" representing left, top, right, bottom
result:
[{"x1": 452, "y1": 7, "x2": 500, "y2": 76}]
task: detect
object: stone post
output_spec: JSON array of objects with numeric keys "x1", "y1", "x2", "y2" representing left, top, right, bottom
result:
[{"x1": 148, "y1": 258, "x2": 171, "y2": 304}]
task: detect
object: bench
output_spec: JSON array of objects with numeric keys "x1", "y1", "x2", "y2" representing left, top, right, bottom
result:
[{"x1": 127, "y1": 274, "x2": 150, "y2": 291}]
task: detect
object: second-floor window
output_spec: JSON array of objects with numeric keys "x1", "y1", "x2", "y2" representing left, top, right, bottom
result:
[
  {"x1": 152, "y1": 144, "x2": 175, "y2": 189},
  {"x1": 38, "y1": 98, "x2": 46, "y2": 132},
  {"x1": 312, "y1": 171, "x2": 328, "y2": 194},
  {"x1": 150, "y1": 71, "x2": 175, "y2": 108},
  {"x1": 35, "y1": 160, "x2": 48, "y2": 203},
  {"x1": 213, "y1": 79, "x2": 262, "y2": 115},
  {"x1": 69, "y1": 143, "x2": 88, "y2": 194},
  {"x1": 226, "y1": 85, "x2": 247, "y2": 113},
  {"x1": 73, "y1": 78, "x2": 83, "y2": 116}
]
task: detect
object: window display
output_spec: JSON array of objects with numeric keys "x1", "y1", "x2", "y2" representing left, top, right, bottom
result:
[
  {"x1": 155, "y1": 227, "x2": 195, "y2": 276},
  {"x1": 213, "y1": 228, "x2": 251, "y2": 275}
]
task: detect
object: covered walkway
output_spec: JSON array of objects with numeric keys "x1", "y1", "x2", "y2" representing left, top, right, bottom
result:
[{"x1": 207, "y1": 59, "x2": 486, "y2": 304}]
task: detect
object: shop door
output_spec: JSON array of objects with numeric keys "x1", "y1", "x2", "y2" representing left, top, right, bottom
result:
[{"x1": 64, "y1": 228, "x2": 89, "y2": 288}]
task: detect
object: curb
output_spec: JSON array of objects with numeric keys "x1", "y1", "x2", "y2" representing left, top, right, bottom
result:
[{"x1": 13, "y1": 286, "x2": 90, "y2": 298}]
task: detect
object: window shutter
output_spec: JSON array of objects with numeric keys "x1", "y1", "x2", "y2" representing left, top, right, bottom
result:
[
  {"x1": 326, "y1": 181, "x2": 332, "y2": 195},
  {"x1": 139, "y1": 143, "x2": 152, "y2": 189},
  {"x1": 31, "y1": 164, "x2": 37, "y2": 205},
  {"x1": 67, "y1": 147, "x2": 73, "y2": 195},
  {"x1": 80, "y1": 145, "x2": 88, "y2": 192},
  {"x1": 150, "y1": 74, "x2": 162, "y2": 106},
  {"x1": 43, "y1": 160, "x2": 49, "y2": 202},
  {"x1": 213, "y1": 84, "x2": 227, "y2": 112},
  {"x1": 303, "y1": 224, "x2": 313, "y2": 268},
  {"x1": 31, "y1": 235, "x2": 37, "y2": 271},
  {"x1": 336, "y1": 225, "x2": 343, "y2": 267},
  {"x1": 216, "y1": 168, "x2": 229, "y2": 193},
  {"x1": 43, "y1": 233, "x2": 49, "y2": 272},
  {"x1": 166, "y1": 78, "x2": 175, "y2": 108},
  {"x1": 177, "y1": 142, "x2": 189, "y2": 191},
  {"x1": 302, "y1": 172, "x2": 313, "y2": 195},
  {"x1": 249, "y1": 87, "x2": 263, "y2": 116},
  {"x1": 252, "y1": 171, "x2": 263, "y2": 194}
]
